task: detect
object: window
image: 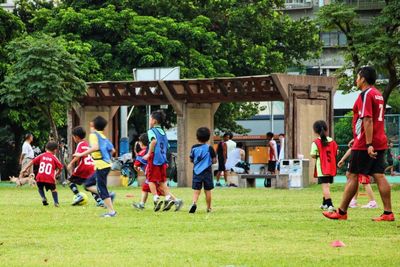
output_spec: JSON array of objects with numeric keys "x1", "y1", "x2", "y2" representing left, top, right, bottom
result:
[{"x1": 320, "y1": 31, "x2": 347, "y2": 47}]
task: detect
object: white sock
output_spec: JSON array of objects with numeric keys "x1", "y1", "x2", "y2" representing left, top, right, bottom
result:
[
  {"x1": 153, "y1": 195, "x2": 159, "y2": 202},
  {"x1": 165, "y1": 195, "x2": 171, "y2": 201}
]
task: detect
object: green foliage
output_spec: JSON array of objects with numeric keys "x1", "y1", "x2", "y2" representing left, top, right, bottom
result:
[{"x1": 0, "y1": 33, "x2": 86, "y2": 142}]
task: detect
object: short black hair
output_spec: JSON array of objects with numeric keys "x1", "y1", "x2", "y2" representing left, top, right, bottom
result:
[
  {"x1": 25, "y1": 133, "x2": 33, "y2": 140},
  {"x1": 197, "y1": 127, "x2": 211, "y2": 143},
  {"x1": 279, "y1": 133, "x2": 285, "y2": 137},
  {"x1": 151, "y1": 110, "x2": 166, "y2": 125},
  {"x1": 227, "y1": 132, "x2": 233, "y2": 139},
  {"x1": 358, "y1": 66, "x2": 377, "y2": 85},
  {"x1": 237, "y1": 142, "x2": 243, "y2": 148},
  {"x1": 72, "y1": 126, "x2": 86, "y2": 139},
  {"x1": 45, "y1": 141, "x2": 58, "y2": 152},
  {"x1": 92, "y1": 116, "x2": 108, "y2": 131},
  {"x1": 266, "y1": 132, "x2": 274, "y2": 138},
  {"x1": 139, "y1": 133, "x2": 149, "y2": 146},
  {"x1": 223, "y1": 133, "x2": 230, "y2": 138}
]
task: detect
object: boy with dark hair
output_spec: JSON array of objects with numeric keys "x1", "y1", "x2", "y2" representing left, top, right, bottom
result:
[
  {"x1": 67, "y1": 126, "x2": 103, "y2": 206},
  {"x1": 189, "y1": 127, "x2": 217, "y2": 213},
  {"x1": 133, "y1": 133, "x2": 183, "y2": 211},
  {"x1": 21, "y1": 141, "x2": 63, "y2": 207},
  {"x1": 74, "y1": 116, "x2": 117, "y2": 217},
  {"x1": 143, "y1": 110, "x2": 174, "y2": 212}
]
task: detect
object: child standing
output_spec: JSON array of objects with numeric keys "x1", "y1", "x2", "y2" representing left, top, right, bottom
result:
[
  {"x1": 310, "y1": 120, "x2": 338, "y2": 212},
  {"x1": 74, "y1": 116, "x2": 117, "y2": 217},
  {"x1": 143, "y1": 110, "x2": 174, "y2": 212},
  {"x1": 67, "y1": 126, "x2": 103, "y2": 206},
  {"x1": 338, "y1": 148, "x2": 377, "y2": 208},
  {"x1": 189, "y1": 127, "x2": 217, "y2": 213},
  {"x1": 20, "y1": 142, "x2": 63, "y2": 207}
]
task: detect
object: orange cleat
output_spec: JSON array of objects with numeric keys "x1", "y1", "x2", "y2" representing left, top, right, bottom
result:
[
  {"x1": 372, "y1": 213, "x2": 395, "y2": 222},
  {"x1": 323, "y1": 211, "x2": 348, "y2": 220}
]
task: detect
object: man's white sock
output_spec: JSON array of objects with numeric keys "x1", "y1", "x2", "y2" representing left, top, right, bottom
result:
[{"x1": 153, "y1": 195, "x2": 159, "y2": 202}]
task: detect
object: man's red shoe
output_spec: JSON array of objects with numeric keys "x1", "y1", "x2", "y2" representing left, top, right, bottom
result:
[
  {"x1": 323, "y1": 211, "x2": 347, "y2": 220},
  {"x1": 372, "y1": 213, "x2": 395, "y2": 222}
]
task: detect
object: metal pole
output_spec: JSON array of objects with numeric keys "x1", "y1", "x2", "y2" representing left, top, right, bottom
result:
[{"x1": 270, "y1": 101, "x2": 274, "y2": 132}]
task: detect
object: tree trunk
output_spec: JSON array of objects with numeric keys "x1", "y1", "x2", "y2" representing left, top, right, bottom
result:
[
  {"x1": 47, "y1": 106, "x2": 59, "y2": 144},
  {"x1": 383, "y1": 59, "x2": 400, "y2": 106}
]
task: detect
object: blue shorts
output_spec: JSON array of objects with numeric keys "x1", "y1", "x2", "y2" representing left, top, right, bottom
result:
[
  {"x1": 192, "y1": 170, "x2": 214, "y2": 191},
  {"x1": 95, "y1": 167, "x2": 111, "y2": 200}
]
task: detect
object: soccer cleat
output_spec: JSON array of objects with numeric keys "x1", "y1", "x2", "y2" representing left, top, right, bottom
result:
[
  {"x1": 162, "y1": 199, "x2": 175, "y2": 211},
  {"x1": 174, "y1": 199, "x2": 184, "y2": 211},
  {"x1": 133, "y1": 202, "x2": 145, "y2": 210},
  {"x1": 372, "y1": 213, "x2": 395, "y2": 222},
  {"x1": 42, "y1": 199, "x2": 49, "y2": 206},
  {"x1": 154, "y1": 199, "x2": 163, "y2": 212},
  {"x1": 96, "y1": 200, "x2": 105, "y2": 208},
  {"x1": 207, "y1": 208, "x2": 212, "y2": 213},
  {"x1": 361, "y1": 201, "x2": 378, "y2": 209},
  {"x1": 110, "y1": 192, "x2": 116, "y2": 203},
  {"x1": 327, "y1": 206, "x2": 335, "y2": 212},
  {"x1": 101, "y1": 211, "x2": 117, "y2": 218},
  {"x1": 323, "y1": 211, "x2": 348, "y2": 220},
  {"x1": 189, "y1": 203, "x2": 197, "y2": 213},
  {"x1": 320, "y1": 204, "x2": 328, "y2": 210},
  {"x1": 229, "y1": 183, "x2": 238, "y2": 187},
  {"x1": 215, "y1": 182, "x2": 222, "y2": 187},
  {"x1": 72, "y1": 194, "x2": 84, "y2": 206},
  {"x1": 349, "y1": 200, "x2": 358, "y2": 208}
]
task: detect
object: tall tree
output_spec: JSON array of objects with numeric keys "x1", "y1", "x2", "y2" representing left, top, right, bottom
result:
[{"x1": 0, "y1": 33, "x2": 86, "y2": 143}]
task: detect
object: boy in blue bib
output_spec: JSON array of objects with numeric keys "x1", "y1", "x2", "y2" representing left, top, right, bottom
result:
[{"x1": 189, "y1": 127, "x2": 217, "y2": 213}]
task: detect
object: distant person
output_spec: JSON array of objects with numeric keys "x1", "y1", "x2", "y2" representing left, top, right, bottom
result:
[
  {"x1": 20, "y1": 133, "x2": 34, "y2": 175},
  {"x1": 384, "y1": 140, "x2": 394, "y2": 175},
  {"x1": 266, "y1": 132, "x2": 278, "y2": 174},
  {"x1": 225, "y1": 132, "x2": 236, "y2": 155},
  {"x1": 20, "y1": 142, "x2": 63, "y2": 207},
  {"x1": 215, "y1": 133, "x2": 229, "y2": 186},
  {"x1": 277, "y1": 133, "x2": 285, "y2": 171},
  {"x1": 323, "y1": 66, "x2": 394, "y2": 221},
  {"x1": 189, "y1": 127, "x2": 217, "y2": 213},
  {"x1": 310, "y1": 120, "x2": 338, "y2": 212},
  {"x1": 338, "y1": 147, "x2": 377, "y2": 209},
  {"x1": 226, "y1": 142, "x2": 246, "y2": 178}
]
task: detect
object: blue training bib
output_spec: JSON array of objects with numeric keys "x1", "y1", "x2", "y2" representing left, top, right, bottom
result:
[{"x1": 151, "y1": 128, "x2": 168, "y2": 165}]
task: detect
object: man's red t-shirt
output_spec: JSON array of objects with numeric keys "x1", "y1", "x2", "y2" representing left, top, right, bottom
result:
[
  {"x1": 72, "y1": 141, "x2": 95, "y2": 179},
  {"x1": 32, "y1": 152, "x2": 63, "y2": 184},
  {"x1": 352, "y1": 86, "x2": 387, "y2": 150}
]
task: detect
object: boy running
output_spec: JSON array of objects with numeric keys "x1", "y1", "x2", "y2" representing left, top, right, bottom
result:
[
  {"x1": 74, "y1": 116, "x2": 117, "y2": 217},
  {"x1": 21, "y1": 142, "x2": 63, "y2": 207},
  {"x1": 142, "y1": 110, "x2": 174, "y2": 212},
  {"x1": 67, "y1": 126, "x2": 103, "y2": 206},
  {"x1": 189, "y1": 127, "x2": 217, "y2": 213}
]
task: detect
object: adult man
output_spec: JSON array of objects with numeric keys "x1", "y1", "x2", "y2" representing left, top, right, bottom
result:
[
  {"x1": 323, "y1": 66, "x2": 394, "y2": 221},
  {"x1": 20, "y1": 133, "x2": 34, "y2": 176},
  {"x1": 225, "y1": 132, "x2": 237, "y2": 155},
  {"x1": 266, "y1": 132, "x2": 278, "y2": 174},
  {"x1": 215, "y1": 133, "x2": 229, "y2": 186}
]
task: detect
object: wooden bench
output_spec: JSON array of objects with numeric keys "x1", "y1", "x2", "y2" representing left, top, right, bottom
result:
[{"x1": 238, "y1": 174, "x2": 289, "y2": 189}]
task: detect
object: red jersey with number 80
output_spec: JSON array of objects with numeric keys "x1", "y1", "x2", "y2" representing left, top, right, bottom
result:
[
  {"x1": 352, "y1": 86, "x2": 387, "y2": 150},
  {"x1": 32, "y1": 152, "x2": 63, "y2": 184},
  {"x1": 72, "y1": 141, "x2": 95, "y2": 179}
]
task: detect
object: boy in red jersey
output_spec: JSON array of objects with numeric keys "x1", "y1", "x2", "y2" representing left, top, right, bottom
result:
[
  {"x1": 323, "y1": 66, "x2": 394, "y2": 221},
  {"x1": 67, "y1": 126, "x2": 103, "y2": 206},
  {"x1": 20, "y1": 142, "x2": 63, "y2": 207}
]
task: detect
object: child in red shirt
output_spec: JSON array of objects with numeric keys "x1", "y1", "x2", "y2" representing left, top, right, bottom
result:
[{"x1": 21, "y1": 142, "x2": 63, "y2": 206}]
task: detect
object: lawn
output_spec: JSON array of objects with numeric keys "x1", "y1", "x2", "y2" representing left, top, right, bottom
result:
[{"x1": 0, "y1": 183, "x2": 399, "y2": 267}]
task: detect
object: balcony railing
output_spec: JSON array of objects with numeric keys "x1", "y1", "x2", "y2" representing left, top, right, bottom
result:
[
  {"x1": 344, "y1": 0, "x2": 385, "y2": 10},
  {"x1": 283, "y1": 2, "x2": 313, "y2": 10}
]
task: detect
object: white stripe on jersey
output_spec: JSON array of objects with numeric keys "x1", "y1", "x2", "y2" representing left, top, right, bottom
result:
[{"x1": 360, "y1": 88, "x2": 372, "y2": 118}]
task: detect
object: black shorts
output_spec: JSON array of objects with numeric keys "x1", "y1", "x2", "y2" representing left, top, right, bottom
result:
[
  {"x1": 37, "y1": 182, "x2": 56, "y2": 191},
  {"x1": 268, "y1": 161, "x2": 277, "y2": 172},
  {"x1": 217, "y1": 158, "x2": 225, "y2": 172},
  {"x1": 349, "y1": 150, "x2": 386, "y2": 175},
  {"x1": 387, "y1": 159, "x2": 394, "y2": 166},
  {"x1": 68, "y1": 175, "x2": 96, "y2": 188},
  {"x1": 318, "y1": 176, "x2": 334, "y2": 184},
  {"x1": 192, "y1": 170, "x2": 214, "y2": 191}
]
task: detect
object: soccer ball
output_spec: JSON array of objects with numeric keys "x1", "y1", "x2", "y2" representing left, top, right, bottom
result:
[{"x1": 73, "y1": 192, "x2": 88, "y2": 206}]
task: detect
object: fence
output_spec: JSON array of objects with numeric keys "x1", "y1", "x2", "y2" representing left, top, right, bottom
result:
[{"x1": 334, "y1": 114, "x2": 400, "y2": 174}]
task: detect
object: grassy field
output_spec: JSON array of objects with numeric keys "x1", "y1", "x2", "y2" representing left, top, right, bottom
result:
[{"x1": 1, "y1": 183, "x2": 400, "y2": 267}]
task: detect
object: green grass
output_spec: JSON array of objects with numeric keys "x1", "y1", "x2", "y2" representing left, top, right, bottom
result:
[{"x1": 1, "y1": 183, "x2": 400, "y2": 267}]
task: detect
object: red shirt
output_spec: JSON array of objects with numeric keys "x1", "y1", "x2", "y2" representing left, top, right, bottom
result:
[
  {"x1": 352, "y1": 87, "x2": 387, "y2": 150},
  {"x1": 313, "y1": 138, "x2": 338, "y2": 177},
  {"x1": 32, "y1": 152, "x2": 63, "y2": 184},
  {"x1": 72, "y1": 141, "x2": 95, "y2": 179}
]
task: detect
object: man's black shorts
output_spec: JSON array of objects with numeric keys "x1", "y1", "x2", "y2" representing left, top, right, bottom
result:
[
  {"x1": 68, "y1": 174, "x2": 96, "y2": 188},
  {"x1": 268, "y1": 161, "x2": 277, "y2": 172},
  {"x1": 349, "y1": 150, "x2": 386, "y2": 175},
  {"x1": 318, "y1": 176, "x2": 334, "y2": 184},
  {"x1": 37, "y1": 182, "x2": 56, "y2": 191},
  {"x1": 217, "y1": 158, "x2": 225, "y2": 172},
  {"x1": 192, "y1": 169, "x2": 214, "y2": 191}
]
